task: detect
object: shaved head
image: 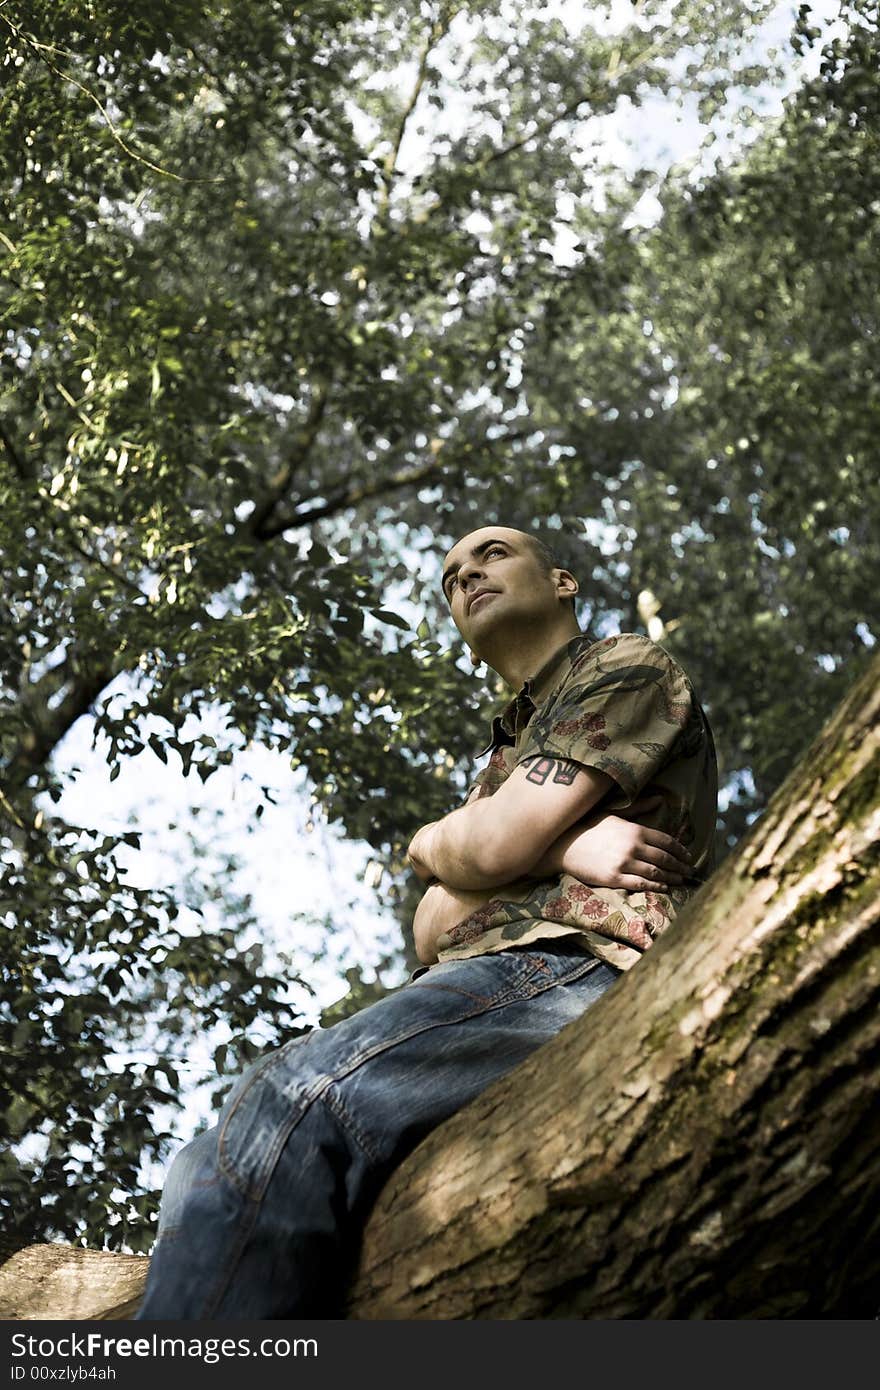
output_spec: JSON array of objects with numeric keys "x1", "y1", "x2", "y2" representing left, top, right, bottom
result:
[{"x1": 442, "y1": 525, "x2": 577, "y2": 613}]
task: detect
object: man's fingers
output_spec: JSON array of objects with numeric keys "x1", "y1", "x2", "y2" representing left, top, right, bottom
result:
[
  {"x1": 632, "y1": 858, "x2": 686, "y2": 885},
  {"x1": 638, "y1": 828, "x2": 693, "y2": 864},
  {"x1": 649, "y1": 846, "x2": 691, "y2": 875},
  {"x1": 630, "y1": 841, "x2": 687, "y2": 872},
  {"x1": 620, "y1": 873, "x2": 671, "y2": 891}
]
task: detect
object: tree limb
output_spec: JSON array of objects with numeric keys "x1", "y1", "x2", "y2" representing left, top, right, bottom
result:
[
  {"x1": 349, "y1": 651, "x2": 880, "y2": 1317},
  {"x1": 373, "y1": 3, "x2": 459, "y2": 224},
  {"x1": 247, "y1": 383, "x2": 331, "y2": 540},
  {"x1": 253, "y1": 420, "x2": 545, "y2": 539},
  {"x1": 255, "y1": 456, "x2": 447, "y2": 538},
  {"x1": 0, "y1": 419, "x2": 35, "y2": 480},
  {"x1": 5, "y1": 658, "x2": 119, "y2": 792}
]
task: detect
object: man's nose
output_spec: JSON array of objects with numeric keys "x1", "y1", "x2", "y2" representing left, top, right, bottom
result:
[{"x1": 460, "y1": 560, "x2": 485, "y2": 590}]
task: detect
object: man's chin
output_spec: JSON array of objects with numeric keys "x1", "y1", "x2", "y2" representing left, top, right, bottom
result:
[
  {"x1": 465, "y1": 614, "x2": 505, "y2": 665},
  {"x1": 467, "y1": 591, "x2": 501, "y2": 619}
]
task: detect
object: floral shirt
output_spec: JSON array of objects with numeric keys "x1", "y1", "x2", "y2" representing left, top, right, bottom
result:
[{"x1": 431, "y1": 632, "x2": 718, "y2": 972}]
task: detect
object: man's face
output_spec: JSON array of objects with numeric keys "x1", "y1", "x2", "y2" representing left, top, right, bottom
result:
[{"x1": 440, "y1": 526, "x2": 571, "y2": 655}]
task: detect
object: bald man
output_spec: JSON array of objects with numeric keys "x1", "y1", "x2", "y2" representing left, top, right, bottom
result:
[{"x1": 137, "y1": 524, "x2": 716, "y2": 1320}]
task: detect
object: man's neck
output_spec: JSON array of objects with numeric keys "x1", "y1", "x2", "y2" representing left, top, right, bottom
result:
[{"x1": 486, "y1": 620, "x2": 581, "y2": 693}]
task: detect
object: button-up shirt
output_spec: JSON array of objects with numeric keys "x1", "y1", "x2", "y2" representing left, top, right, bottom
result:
[{"x1": 430, "y1": 631, "x2": 719, "y2": 972}]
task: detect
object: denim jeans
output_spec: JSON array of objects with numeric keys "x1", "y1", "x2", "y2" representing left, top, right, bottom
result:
[{"x1": 135, "y1": 942, "x2": 619, "y2": 1320}]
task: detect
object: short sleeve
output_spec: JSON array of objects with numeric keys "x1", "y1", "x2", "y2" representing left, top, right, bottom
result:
[{"x1": 516, "y1": 634, "x2": 693, "y2": 804}]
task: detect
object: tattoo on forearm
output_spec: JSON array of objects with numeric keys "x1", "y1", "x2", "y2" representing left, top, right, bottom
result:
[{"x1": 523, "y1": 756, "x2": 579, "y2": 787}]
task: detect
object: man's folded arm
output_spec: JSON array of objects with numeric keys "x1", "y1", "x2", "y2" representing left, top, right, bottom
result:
[{"x1": 407, "y1": 755, "x2": 614, "y2": 892}]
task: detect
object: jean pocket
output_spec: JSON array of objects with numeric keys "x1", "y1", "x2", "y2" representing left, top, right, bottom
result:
[
  {"x1": 217, "y1": 1032, "x2": 327, "y2": 1199},
  {"x1": 409, "y1": 946, "x2": 559, "y2": 1005}
]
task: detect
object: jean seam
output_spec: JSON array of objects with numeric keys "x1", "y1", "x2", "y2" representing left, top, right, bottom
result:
[
  {"x1": 410, "y1": 948, "x2": 548, "y2": 1005},
  {"x1": 322, "y1": 1084, "x2": 383, "y2": 1165},
  {"x1": 218, "y1": 1072, "x2": 331, "y2": 1197},
  {"x1": 411, "y1": 980, "x2": 499, "y2": 1005},
  {"x1": 199, "y1": 1188, "x2": 263, "y2": 1319}
]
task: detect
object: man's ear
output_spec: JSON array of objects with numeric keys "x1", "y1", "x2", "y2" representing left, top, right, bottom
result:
[
  {"x1": 469, "y1": 648, "x2": 483, "y2": 666},
  {"x1": 554, "y1": 568, "x2": 579, "y2": 600}
]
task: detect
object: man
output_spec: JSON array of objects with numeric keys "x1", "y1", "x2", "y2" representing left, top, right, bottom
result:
[
  {"x1": 408, "y1": 526, "x2": 717, "y2": 974},
  {"x1": 136, "y1": 524, "x2": 716, "y2": 1320}
]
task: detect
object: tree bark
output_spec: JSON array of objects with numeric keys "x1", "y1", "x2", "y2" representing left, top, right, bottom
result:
[
  {"x1": 0, "y1": 1246, "x2": 147, "y2": 1321},
  {"x1": 2, "y1": 652, "x2": 877, "y2": 1320}
]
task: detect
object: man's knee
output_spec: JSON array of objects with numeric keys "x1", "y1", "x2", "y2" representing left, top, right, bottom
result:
[{"x1": 156, "y1": 1125, "x2": 220, "y2": 1237}]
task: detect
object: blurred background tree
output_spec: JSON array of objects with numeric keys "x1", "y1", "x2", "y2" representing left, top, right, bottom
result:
[{"x1": 1, "y1": 0, "x2": 877, "y2": 1252}]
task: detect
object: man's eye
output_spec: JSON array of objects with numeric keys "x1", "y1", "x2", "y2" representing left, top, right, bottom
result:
[{"x1": 486, "y1": 546, "x2": 504, "y2": 559}]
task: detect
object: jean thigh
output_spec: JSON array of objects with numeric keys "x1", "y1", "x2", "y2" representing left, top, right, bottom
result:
[
  {"x1": 214, "y1": 948, "x2": 542, "y2": 1193},
  {"x1": 327, "y1": 946, "x2": 618, "y2": 1166},
  {"x1": 216, "y1": 945, "x2": 615, "y2": 1202}
]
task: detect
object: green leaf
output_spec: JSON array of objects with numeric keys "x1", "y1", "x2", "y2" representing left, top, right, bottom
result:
[{"x1": 371, "y1": 610, "x2": 411, "y2": 630}]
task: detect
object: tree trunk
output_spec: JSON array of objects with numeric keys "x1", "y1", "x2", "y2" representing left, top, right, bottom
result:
[
  {"x1": 2, "y1": 652, "x2": 877, "y2": 1320},
  {"x1": 347, "y1": 651, "x2": 880, "y2": 1318}
]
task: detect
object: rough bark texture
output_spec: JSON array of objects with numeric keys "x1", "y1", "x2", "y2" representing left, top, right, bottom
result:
[
  {"x1": 0, "y1": 1245, "x2": 147, "y2": 1321},
  {"x1": 2, "y1": 653, "x2": 877, "y2": 1320}
]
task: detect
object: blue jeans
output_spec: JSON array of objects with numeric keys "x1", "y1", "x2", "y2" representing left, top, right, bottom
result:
[{"x1": 135, "y1": 942, "x2": 619, "y2": 1320}]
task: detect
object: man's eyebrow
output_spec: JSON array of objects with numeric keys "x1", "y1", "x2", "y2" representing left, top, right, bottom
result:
[{"x1": 441, "y1": 538, "x2": 511, "y2": 593}]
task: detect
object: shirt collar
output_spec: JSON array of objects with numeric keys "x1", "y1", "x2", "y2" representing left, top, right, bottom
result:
[{"x1": 478, "y1": 633, "x2": 592, "y2": 755}]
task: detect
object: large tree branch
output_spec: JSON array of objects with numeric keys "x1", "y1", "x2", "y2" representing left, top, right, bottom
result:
[
  {"x1": 373, "y1": 5, "x2": 458, "y2": 222},
  {"x1": 252, "y1": 419, "x2": 542, "y2": 540},
  {"x1": 246, "y1": 384, "x2": 331, "y2": 540},
  {"x1": 5, "y1": 657, "x2": 119, "y2": 793},
  {"x1": 254, "y1": 456, "x2": 447, "y2": 538}
]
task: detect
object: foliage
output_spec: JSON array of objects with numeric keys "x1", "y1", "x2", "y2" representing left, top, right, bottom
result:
[
  {"x1": 1, "y1": 0, "x2": 877, "y2": 1246},
  {"x1": 619, "y1": 0, "x2": 880, "y2": 846},
  {"x1": 0, "y1": 809, "x2": 308, "y2": 1250}
]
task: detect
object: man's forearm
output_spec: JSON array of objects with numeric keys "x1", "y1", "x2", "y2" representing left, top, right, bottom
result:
[
  {"x1": 528, "y1": 822, "x2": 583, "y2": 878},
  {"x1": 407, "y1": 759, "x2": 611, "y2": 891},
  {"x1": 412, "y1": 805, "x2": 695, "y2": 963},
  {"x1": 408, "y1": 799, "x2": 544, "y2": 891},
  {"x1": 412, "y1": 827, "x2": 584, "y2": 965},
  {"x1": 409, "y1": 805, "x2": 579, "y2": 893}
]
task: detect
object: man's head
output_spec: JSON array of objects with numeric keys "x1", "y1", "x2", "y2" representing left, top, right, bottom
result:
[{"x1": 440, "y1": 525, "x2": 580, "y2": 680}]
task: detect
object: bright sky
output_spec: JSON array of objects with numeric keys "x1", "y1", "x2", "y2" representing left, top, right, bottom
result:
[{"x1": 41, "y1": 0, "x2": 841, "y2": 1158}]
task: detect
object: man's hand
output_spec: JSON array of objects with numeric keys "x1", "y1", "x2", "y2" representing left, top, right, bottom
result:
[{"x1": 531, "y1": 796, "x2": 694, "y2": 891}]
